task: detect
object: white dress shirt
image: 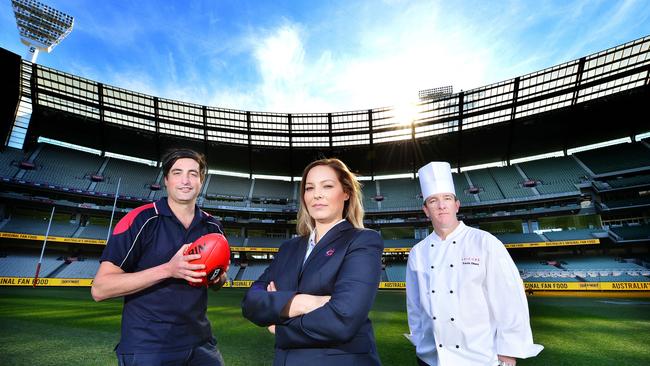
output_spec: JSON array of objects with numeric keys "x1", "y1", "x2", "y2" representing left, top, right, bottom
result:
[{"x1": 406, "y1": 222, "x2": 543, "y2": 365}]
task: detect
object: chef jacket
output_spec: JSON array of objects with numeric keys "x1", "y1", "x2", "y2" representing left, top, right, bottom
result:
[{"x1": 406, "y1": 221, "x2": 543, "y2": 365}]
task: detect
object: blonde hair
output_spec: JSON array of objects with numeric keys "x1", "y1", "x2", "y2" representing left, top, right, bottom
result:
[{"x1": 296, "y1": 158, "x2": 364, "y2": 236}]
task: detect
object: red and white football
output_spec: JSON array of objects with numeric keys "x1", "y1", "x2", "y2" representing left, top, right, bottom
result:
[{"x1": 184, "y1": 233, "x2": 230, "y2": 287}]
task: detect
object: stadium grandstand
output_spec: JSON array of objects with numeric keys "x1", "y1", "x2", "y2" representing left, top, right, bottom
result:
[{"x1": 1, "y1": 34, "x2": 650, "y2": 293}]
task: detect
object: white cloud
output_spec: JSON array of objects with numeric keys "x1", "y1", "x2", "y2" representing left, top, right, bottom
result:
[
  {"x1": 237, "y1": 2, "x2": 500, "y2": 112},
  {"x1": 254, "y1": 23, "x2": 305, "y2": 85},
  {"x1": 167, "y1": 51, "x2": 178, "y2": 84},
  {"x1": 232, "y1": 22, "x2": 340, "y2": 112},
  {"x1": 231, "y1": 0, "x2": 648, "y2": 113}
]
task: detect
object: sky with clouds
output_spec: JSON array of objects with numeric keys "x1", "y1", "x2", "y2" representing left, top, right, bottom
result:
[{"x1": 1, "y1": 0, "x2": 649, "y2": 113}]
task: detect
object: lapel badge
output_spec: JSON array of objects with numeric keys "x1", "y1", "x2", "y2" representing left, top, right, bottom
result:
[{"x1": 326, "y1": 248, "x2": 335, "y2": 256}]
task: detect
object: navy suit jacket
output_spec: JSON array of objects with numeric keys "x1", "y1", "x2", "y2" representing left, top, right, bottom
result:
[{"x1": 241, "y1": 220, "x2": 384, "y2": 366}]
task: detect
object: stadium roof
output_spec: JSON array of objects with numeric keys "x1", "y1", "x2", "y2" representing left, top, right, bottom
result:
[
  {"x1": 1, "y1": 35, "x2": 649, "y2": 176},
  {"x1": 1, "y1": 1, "x2": 649, "y2": 113}
]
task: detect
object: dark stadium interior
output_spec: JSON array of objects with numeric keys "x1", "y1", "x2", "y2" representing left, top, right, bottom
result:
[
  {"x1": 1, "y1": 36, "x2": 650, "y2": 285},
  {"x1": 0, "y1": 47, "x2": 21, "y2": 147}
]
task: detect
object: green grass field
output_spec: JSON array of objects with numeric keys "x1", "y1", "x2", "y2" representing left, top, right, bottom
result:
[{"x1": 1, "y1": 287, "x2": 649, "y2": 365}]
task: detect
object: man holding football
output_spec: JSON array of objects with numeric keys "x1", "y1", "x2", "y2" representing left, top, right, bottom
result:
[{"x1": 92, "y1": 148, "x2": 228, "y2": 366}]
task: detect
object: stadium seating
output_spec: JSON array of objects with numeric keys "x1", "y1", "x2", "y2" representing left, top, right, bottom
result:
[
  {"x1": 574, "y1": 142, "x2": 650, "y2": 175},
  {"x1": 250, "y1": 178, "x2": 295, "y2": 207},
  {"x1": 602, "y1": 196, "x2": 650, "y2": 209},
  {"x1": 488, "y1": 165, "x2": 537, "y2": 199},
  {"x1": 226, "y1": 236, "x2": 246, "y2": 246},
  {"x1": 452, "y1": 172, "x2": 477, "y2": 205},
  {"x1": 77, "y1": 222, "x2": 111, "y2": 240},
  {"x1": 2, "y1": 212, "x2": 79, "y2": 237},
  {"x1": 361, "y1": 179, "x2": 379, "y2": 211},
  {"x1": 524, "y1": 275, "x2": 580, "y2": 282},
  {"x1": 383, "y1": 239, "x2": 417, "y2": 248},
  {"x1": 604, "y1": 174, "x2": 650, "y2": 189},
  {"x1": 247, "y1": 237, "x2": 283, "y2": 248},
  {"x1": 6, "y1": 141, "x2": 646, "y2": 212},
  {"x1": 252, "y1": 179, "x2": 294, "y2": 201},
  {"x1": 543, "y1": 229, "x2": 601, "y2": 241},
  {"x1": 582, "y1": 274, "x2": 650, "y2": 282},
  {"x1": 226, "y1": 263, "x2": 240, "y2": 281},
  {"x1": 248, "y1": 202, "x2": 287, "y2": 210},
  {"x1": 206, "y1": 175, "x2": 252, "y2": 198},
  {"x1": 385, "y1": 263, "x2": 407, "y2": 282},
  {"x1": 2, "y1": 141, "x2": 649, "y2": 287},
  {"x1": 54, "y1": 258, "x2": 101, "y2": 278},
  {"x1": 204, "y1": 198, "x2": 248, "y2": 208},
  {"x1": 515, "y1": 257, "x2": 650, "y2": 283},
  {"x1": 93, "y1": 158, "x2": 161, "y2": 198},
  {"x1": 495, "y1": 233, "x2": 545, "y2": 244},
  {"x1": 518, "y1": 156, "x2": 588, "y2": 195},
  {"x1": 376, "y1": 178, "x2": 421, "y2": 211},
  {"x1": 465, "y1": 169, "x2": 505, "y2": 202},
  {"x1": 0, "y1": 147, "x2": 25, "y2": 179},
  {"x1": 610, "y1": 224, "x2": 650, "y2": 241},
  {"x1": 516, "y1": 260, "x2": 563, "y2": 272},
  {"x1": 203, "y1": 174, "x2": 253, "y2": 208},
  {"x1": 0, "y1": 253, "x2": 61, "y2": 277},
  {"x1": 149, "y1": 187, "x2": 163, "y2": 201},
  {"x1": 561, "y1": 257, "x2": 646, "y2": 271},
  {"x1": 20, "y1": 144, "x2": 105, "y2": 190},
  {"x1": 240, "y1": 262, "x2": 270, "y2": 280}
]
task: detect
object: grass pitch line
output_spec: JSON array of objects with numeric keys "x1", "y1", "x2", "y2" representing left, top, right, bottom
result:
[{"x1": 597, "y1": 300, "x2": 650, "y2": 305}]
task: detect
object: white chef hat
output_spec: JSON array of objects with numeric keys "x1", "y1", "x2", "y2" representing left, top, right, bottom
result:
[{"x1": 418, "y1": 161, "x2": 455, "y2": 202}]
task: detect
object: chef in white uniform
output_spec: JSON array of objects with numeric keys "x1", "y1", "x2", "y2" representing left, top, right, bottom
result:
[{"x1": 406, "y1": 162, "x2": 543, "y2": 366}]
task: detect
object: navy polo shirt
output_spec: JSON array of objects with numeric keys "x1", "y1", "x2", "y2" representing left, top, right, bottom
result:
[{"x1": 99, "y1": 197, "x2": 224, "y2": 354}]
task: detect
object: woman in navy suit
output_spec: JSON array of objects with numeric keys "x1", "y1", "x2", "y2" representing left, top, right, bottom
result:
[{"x1": 242, "y1": 158, "x2": 384, "y2": 366}]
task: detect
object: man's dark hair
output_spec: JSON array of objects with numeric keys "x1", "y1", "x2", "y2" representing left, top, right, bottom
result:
[{"x1": 162, "y1": 148, "x2": 207, "y2": 182}]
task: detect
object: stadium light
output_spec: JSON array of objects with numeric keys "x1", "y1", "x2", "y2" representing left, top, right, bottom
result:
[
  {"x1": 418, "y1": 85, "x2": 453, "y2": 101},
  {"x1": 7, "y1": 0, "x2": 74, "y2": 149},
  {"x1": 11, "y1": 0, "x2": 74, "y2": 63}
]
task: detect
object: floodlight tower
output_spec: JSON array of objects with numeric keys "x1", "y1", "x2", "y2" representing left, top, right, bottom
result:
[
  {"x1": 418, "y1": 86, "x2": 453, "y2": 101},
  {"x1": 12, "y1": 0, "x2": 74, "y2": 63},
  {"x1": 7, "y1": 0, "x2": 73, "y2": 149}
]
